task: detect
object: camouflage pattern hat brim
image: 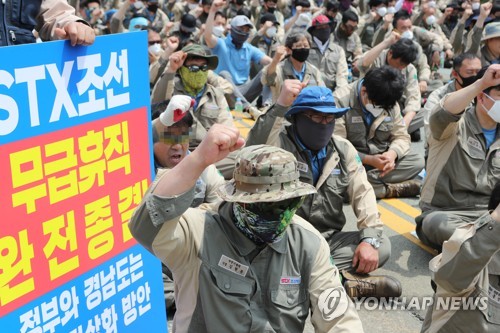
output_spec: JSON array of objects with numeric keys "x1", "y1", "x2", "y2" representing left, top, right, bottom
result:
[
  {"x1": 216, "y1": 144, "x2": 317, "y2": 203},
  {"x1": 217, "y1": 178, "x2": 316, "y2": 203}
]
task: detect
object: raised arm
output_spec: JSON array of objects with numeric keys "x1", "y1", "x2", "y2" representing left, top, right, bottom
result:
[{"x1": 204, "y1": 0, "x2": 226, "y2": 49}]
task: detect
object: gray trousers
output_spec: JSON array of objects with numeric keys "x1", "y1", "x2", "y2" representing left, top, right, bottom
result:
[
  {"x1": 219, "y1": 70, "x2": 264, "y2": 108},
  {"x1": 328, "y1": 231, "x2": 391, "y2": 271},
  {"x1": 408, "y1": 109, "x2": 425, "y2": 134},
  {"x1": 367, "y1": 148, "x2": 425, "y2": 199},
  {"x1": 415, "y1": 209, "x2": 485, "y2": 251}
]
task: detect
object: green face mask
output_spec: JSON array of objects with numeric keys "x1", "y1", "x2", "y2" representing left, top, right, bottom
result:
[
  {"x1": 179, "y1": 66, "x2": 208, "y2": 96},
  {"x1": 232, "y1": 196, "x2": 305, "y2": 244}
]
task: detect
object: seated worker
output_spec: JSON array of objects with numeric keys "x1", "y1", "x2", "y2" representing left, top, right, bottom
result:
[
  {"x1": 334, "y1": 66, "x2": 425, "y2": 199},
  {"x1": 372, "y1": 10, "x2": 439, "y2": 94},
  {"x1": 421, "y1": 181, "x2": 500, "y2": 332},
  {"x1": 151, "y1": 95, "x2": 225, "y2": 205},
  {"x1": 129, "y1": 124, "x2": 364, "y2": 332},
  {"x1": 333, "y1": 10, "x2": 363, "y2": 66},
  {"x1": 307, "y1": 14, "x2": 349, "y2": 92},
  {"x1": 262, "y1": 32, "x2": 325, "y2": 104},
  {"x1": 357, "y1": 33, "x2": 423, "y2": 141},
  {"x1": 416, "y1": 64, "x2": 500, "y2": 251},
  {"x1": 358, "y1": 0, "x2": 389, "y2": 52},
  {"x1": 205, "y1": 0, "x2": 273, "y2": 119},
  {"x1": 150, "y1": 43, "x2": 234, "y2": 149},
  {"x1": 246, "y1": 82, "x2": 402, "y2": 298},
  {"x1": 468, "y1": 20, "x2": 500, "y2": 67},
  {"x1": 422, "y1": 53, "x2": 482, "y2": 143},
  {"x1": 150, "y1": 95, "x2": 225, "y2": 312}
]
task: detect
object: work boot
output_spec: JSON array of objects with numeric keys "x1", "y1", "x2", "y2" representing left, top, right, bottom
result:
[
  {"x1": 410, "y1": 129, "x2": 421, "y2": 142},
  {"x1": 385, "y1": 180, "x2": 421, "y2": 198},
  {"x1": 342, "y1": 270, "x2": 402, "y2": 298}
]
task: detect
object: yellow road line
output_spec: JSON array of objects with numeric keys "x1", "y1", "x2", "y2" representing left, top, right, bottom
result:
[
  {"x1": 377, "y1": 204, "x2": 437, "y2": 255},
  {"x1": 382, "y1": 198, "x2": 421, "y2": 219}
]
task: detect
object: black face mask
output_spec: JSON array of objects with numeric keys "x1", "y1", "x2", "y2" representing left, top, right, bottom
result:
[
  {"x1": 291, "y1": 48, "x2": 310, "y2": 62},
  {"x1": 312, "y1": 28, "x2": 331, "y2": 43},
  {"x1": 231, "y1": 28, "x2": 249, "y2": 48},
  {"x1": 267, "y1": 6, "x2": 276, "y2": 13},
  {"x1": 457, "y1": 73, "x2": 477, "y2": 88},
  {"x1": 294, "y1": 114, "x2": 335, "y2": 151}
]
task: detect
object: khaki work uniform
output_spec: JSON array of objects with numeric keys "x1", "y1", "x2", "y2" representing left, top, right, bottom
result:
[
  {"x1": 130, "y1": 182, "x2": 364, "y2": 333},
  {"x1": 357, "y1": 49, "x2": 423, "y2": 134},
  {"x1": 334, "y1": 82, "x2": 424, "y2": 198},
  {"x1": 333, "y1": 27, "x2": 363, "y2": 64},
  {"x1": 150, "y1": 72, "x2": 234, "y2": 149},
  {"x1": 421, "y1": 212, "x2": 500, "y2": 332},
  {"x1": 416, "y1": 103, "x2": 500, "y2": 250},
  {"x1": 422, "y1": 81, "x2": 456, "y2": 142},
  {"x1": 308, "y1": 35, "x2": 349, "y2": 91},
  {"x1": 262, "y1": 58, "x2": 325, "y2": 103},
  {"x1": 155, "y1": 166, "x2": 225, "y2": 311},
  {"x1": 372, "y1": 27, "x2": 436, "y2": 82},
  {"x1": 245, "y1": 104, "x2": 390, "y2": 270}
]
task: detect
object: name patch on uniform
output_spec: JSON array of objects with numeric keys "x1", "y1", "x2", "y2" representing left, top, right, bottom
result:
[
  {"x1": 297, "y1": 161, "x2": 309, "y2": 173},
  {"x1": 489, "y1": 285, "x2": 500, "y2": 304},
  {"x1": 218, "y1": 255, "x2": 249, "y2": 277},
  {"x1": 467, "y1": 137, "x2": 482, "y2": 151},
  {"x1": 351, "y1": 116, "x2": 363, "y2": 124},
  {"x1": 384, "y1": 116, "x2": 392, "y2": 122},
  {"x1": 280, "y1": 276, "x2": 301, "y2": 285},
  {"x1": 331, "y1": 168, "x2": 341, "y2": 175}
]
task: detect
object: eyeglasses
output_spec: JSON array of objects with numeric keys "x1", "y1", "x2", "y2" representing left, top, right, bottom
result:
[
  {"x1": 303, "y1": 113, "x2": 335, "y2": 124},
  {"x1": 148, "y1": 40, "x2": 162, "y2": 45},
  {"x1": 184, "y1": 64, "x2": 209, "y2": 72}
]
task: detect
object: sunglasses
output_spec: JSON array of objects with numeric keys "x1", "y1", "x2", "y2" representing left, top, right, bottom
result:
[
  {"x1": 184, "y1": 64, "x2": 209, "y2": 72},
  {"x1": 303, "y1": 113, "x2": 335, "y2": 124}
]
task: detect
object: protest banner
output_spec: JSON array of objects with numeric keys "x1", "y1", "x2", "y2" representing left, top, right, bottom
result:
[{"x1": 0, "y1": 32, "x2": 167, "y2": 332}]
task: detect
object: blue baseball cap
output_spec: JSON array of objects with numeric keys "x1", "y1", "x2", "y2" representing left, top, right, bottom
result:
[{"x1": 285, "y1": 86, "x2": 349, "y2": 119}]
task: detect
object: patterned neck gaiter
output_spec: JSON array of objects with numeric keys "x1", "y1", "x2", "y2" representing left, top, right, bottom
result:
[
  {"x1": 232, "y1": 197, "x2": 305, "y2": 245},
  {"x1": 179, "y1": 66, "x2": 208, "y2": 96}
]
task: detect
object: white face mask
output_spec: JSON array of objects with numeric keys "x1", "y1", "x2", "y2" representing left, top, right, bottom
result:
[
  {"x1": 134, "y1": 1, "x2": 144, "y2": 9},
  {"x1": 387, "y1": 6, "x2": 396, "y2": 14},
  {"x1": 376, "y1": 7, "x2": 387, "y2": 17},
  {"x1": 365, "y1": 103, "x2": 385, "y2": 117},
  {"x1": 401, "y1": 30, "x2": 414, "y2": 40},
  {"x1": 213, "y1": 25, "x2": 225, "y2": 37},
  {"x1": 188, "y1": 2, "x2": 199, "y2": 10},
  {"x1": 266, "y1": 26, "x2": 277, "y2": 38},
  {"x1": 428, "y1": 1, "x2": 436, "y2": 8},
  {"x1": 472, "y1": 2, "x2": 480, "y2": 10},
  {"x1": 425, "y1": 15, "x2": 436, "y2": 26},
  {"x1": 483, "y1": 93, "x2": 500, "y2": 123},
  {"x1": 364, "y1": 93, "x2": 385, "y2": 117},
  {"x1": 148, "y1": 43, "x2": 162, "y2": 56}
]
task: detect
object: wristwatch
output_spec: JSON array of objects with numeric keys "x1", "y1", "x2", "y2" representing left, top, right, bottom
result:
[{"x1": 360, "y1": 237, "x2": 381, "y2": 249}]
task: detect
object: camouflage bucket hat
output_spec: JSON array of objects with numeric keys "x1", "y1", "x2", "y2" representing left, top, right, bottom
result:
[{"x1": 217, "y1": 145, "x2": 317, "y2": 203}]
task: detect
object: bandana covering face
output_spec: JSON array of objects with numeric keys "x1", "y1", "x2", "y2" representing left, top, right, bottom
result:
[
  {"x1": 179, "y1": 66, "x2": 208, "y2": 96},
  {"x1": 232, "y1": 196, "x2": 305, "y2": 244},
  {"x1": 295, "y1": 113, "x2": 335, "y2": 151}
]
